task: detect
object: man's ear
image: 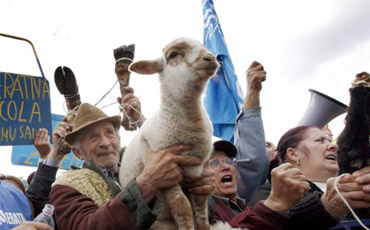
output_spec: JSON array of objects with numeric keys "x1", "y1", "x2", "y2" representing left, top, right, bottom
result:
[
  {"x1": 286, "y1": 147, "x2": 299, "y2": 162},
  {"x1": 72, "y1": 147, "x2": 84, "y2": 160}
]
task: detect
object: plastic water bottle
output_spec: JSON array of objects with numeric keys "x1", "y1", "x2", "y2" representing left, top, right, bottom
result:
[{"x1": 33, "y1": 204, "x2": 55, "y2": 229}]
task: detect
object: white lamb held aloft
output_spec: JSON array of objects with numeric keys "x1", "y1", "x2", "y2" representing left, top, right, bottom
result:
[{"x1": 119, "y1": 37, "x2": 219, "y2": 230}]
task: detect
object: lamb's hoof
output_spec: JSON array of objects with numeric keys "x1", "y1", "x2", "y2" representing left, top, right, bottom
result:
[{"x1": 352, "y1": 72, "x2": 370, "y2": 88}]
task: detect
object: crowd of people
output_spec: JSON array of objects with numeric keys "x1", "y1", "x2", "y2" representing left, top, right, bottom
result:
[{"x1": 1, "y1": 60, "x2": 370, "y2": 230}]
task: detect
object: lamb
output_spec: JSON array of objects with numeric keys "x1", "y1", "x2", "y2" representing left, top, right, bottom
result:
[{"x1": 119, "y1": 37, "x2": 219, "y2": 230}]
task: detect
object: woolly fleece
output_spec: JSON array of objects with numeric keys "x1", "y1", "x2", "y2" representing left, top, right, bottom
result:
[{"x1": 52, "y1": 168, "x2": 112, "y2": 206}]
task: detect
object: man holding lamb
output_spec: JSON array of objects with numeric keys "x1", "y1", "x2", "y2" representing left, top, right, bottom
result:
[
  {"x1": 48, "y1": 39, "x2": 310, "y2": 230},
  {"x1": 49, "y1": 88, "x2": 211, "y2": 230},
  {"x1": 49, "y1": 92, "x2": 309, "y2": 230}
]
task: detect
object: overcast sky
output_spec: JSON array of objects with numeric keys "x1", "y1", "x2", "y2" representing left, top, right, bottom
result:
[{"x1": 1, "y1": 0, "x2": 370, "y2": 177}]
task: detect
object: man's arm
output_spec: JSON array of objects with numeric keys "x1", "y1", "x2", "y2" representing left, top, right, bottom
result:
[
  {"x1": 26, "y1": 127, "x2": 65, "y2": 216},
  {"x1": 234, "y1": 61, "x2": 269, "y2": 202},
  {"x1": 51, "y1": 181, "x2": 152, "y2": 230},
  {"x1": 26, "y1": 163, "x2": 58, "y2": 216}
]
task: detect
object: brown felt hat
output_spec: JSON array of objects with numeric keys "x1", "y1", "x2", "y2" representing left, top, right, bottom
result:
[{"x1": 65, "y1": 103, "x2": 121, "y2": 144}]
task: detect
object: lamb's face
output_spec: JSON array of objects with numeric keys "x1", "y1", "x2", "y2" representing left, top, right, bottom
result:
[
  {"x1": 162, "y1": 38, "x2": 219, "y2": 86},
  {"x1": 129, "y1": 38, "x2": 220, "y2": 97}
]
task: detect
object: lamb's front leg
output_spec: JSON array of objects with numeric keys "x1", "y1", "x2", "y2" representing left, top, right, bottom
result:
[
  {"x1": 191, "y1": 194, "x2": 210, "y2": 230},
  {"x1": 162, "y1": 185, "x2": 195, "y2": 230}
]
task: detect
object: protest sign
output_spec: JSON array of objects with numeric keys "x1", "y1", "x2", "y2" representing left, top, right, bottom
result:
[{"x1": 0, "y1": 72, "x2": 52, "y2": 145}]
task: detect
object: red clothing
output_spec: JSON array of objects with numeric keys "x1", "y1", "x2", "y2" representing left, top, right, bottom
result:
[
  {"x1": 50, "y1": 163, "x2": 159, "y2": 230},
  {"x1": 213, "y1": 196, "x2": 289, "y2": 230},
  {"x1": 51, "y1": 184, "x2": 137, "y2": 230}
]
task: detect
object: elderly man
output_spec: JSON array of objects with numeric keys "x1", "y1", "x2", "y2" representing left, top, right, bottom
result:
[
  {"x1": 210, "y1": 140, "x2": 245, "y2": 214},
  {"x1": 209, "y1": 140, "x2": 312, "y2": 230},
  {"x1": 49, "y1": 97, "x2": 209, "y2": 230}
]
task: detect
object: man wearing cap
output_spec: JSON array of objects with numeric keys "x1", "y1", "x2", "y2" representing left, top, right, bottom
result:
[
  {"x1": 49, "y1": 98, "x2": 211, "y2": 230},
  {"x1": 210, "y1": 140, "x2": 244, "y2": 214},
  {"x1": 209, "y1": 140, "x2": 311, "y2": 230}
]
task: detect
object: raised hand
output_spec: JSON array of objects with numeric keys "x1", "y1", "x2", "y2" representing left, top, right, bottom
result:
[
  {"x1": 34, "y1": 128, "x2": 51, "y2": 160},
  {"x1": 50, "y1": 120, "x2": 72, "y2": 160},
  {"x1": 264, "y1": 163, "x2": 310, "y2": 211},
  {"x1": 117, "y1": 86, "x2": 146, "y2": 130},
  {"x1": 244, "y1": 61, "x2": 266, "y2": 108}
]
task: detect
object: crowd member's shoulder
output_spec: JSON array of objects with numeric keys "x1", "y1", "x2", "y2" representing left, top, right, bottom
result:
[{"x1": 52, "y1": 168, "x2": 112, "y2": 206}]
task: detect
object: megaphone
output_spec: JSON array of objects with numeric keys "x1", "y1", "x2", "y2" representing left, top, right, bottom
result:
[{"x1": 297, "y1": 89, "x2": 348, "y2": 128}]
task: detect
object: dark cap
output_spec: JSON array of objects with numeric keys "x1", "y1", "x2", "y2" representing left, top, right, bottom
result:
[{"x1": 213, "y1": 140, "x2": 237, "y2": 158}]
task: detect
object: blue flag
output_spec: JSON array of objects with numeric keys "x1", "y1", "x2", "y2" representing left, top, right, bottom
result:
[{"x1": 202, "y1": 0, "x2": 244, "y2": 142}]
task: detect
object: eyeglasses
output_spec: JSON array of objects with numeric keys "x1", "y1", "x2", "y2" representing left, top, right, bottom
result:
[{"x1": 210, "y1": 158, "x2": 235, "y2": 167}]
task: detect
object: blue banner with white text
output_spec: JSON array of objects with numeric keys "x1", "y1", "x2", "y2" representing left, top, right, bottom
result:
[{"x1": 202, "y1": 0, "x2": 244, "y2": 142}]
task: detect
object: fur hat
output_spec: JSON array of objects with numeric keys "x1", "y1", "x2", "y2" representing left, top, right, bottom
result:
[{"x1": 65, "y1": 103, "x2": 121, "y2": 144}]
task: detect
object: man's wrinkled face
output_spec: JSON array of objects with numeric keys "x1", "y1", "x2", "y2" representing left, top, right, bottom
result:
[
  {"x1": 210, "y1": 151, "x2": 238, "y2": 200},
  {"x1": 74, "y1": 121, "x2": 121, "y2": 172}
]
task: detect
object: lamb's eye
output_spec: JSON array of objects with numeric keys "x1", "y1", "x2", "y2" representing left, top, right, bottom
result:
[{"x1": 169, "y1": 51, "x2": 178, "y2": 59}]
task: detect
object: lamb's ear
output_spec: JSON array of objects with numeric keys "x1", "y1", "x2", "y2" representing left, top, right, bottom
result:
[{"x1": 129, "y1": 58, "x2": 164, "y2": 75}]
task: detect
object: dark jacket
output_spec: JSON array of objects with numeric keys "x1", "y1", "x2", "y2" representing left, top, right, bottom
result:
[
  {"x1": 50, "y1": 161, "x2": 160, "y2": 230},
  {"x1": 26, "y1": 163, "x2": 58, "y2": 217},
  {"x1": 210, "y1": 195, "x2": 289, "y2": 230},
  {"x1": 249, "y1": 181, "x2": 338, "y2": 230}
]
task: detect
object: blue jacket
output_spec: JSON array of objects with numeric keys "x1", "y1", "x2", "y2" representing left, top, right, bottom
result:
[
  {"x1": 234, "y1": 107, "x2": 269, "y2": 202},
  {"x1": 0, "y1": 181, "x2": 33, "y2": 230}
]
